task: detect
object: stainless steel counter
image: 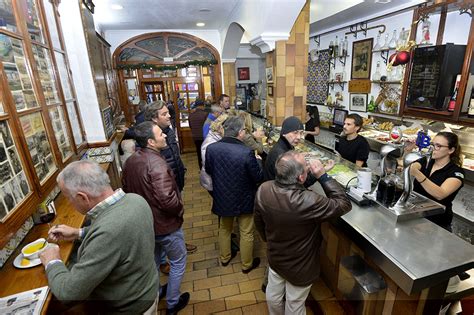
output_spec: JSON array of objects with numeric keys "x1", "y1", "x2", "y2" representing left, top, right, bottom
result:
[{"x1": 313, "y1": 183, "x2": 474, "y2": 295}]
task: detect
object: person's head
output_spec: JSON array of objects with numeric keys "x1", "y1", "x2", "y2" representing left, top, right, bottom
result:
[
  {"x1": 223, "y1": 116, "x2": 246, "y2": 140},
  {"x1": 121, "y1": 139, "x2": 136, "y2": 154},
  {"x1": 210, "y1": 114, "x2": 228, "y2": 136},
  {"x1": 239, "y1": 111, "x2": 253, "y2": 133},
  {"x1": 144, "y1": 100, "x2": 170, "y2": 129},
  {"x1": 306, "y1": 105, "x2": 319, "y2": 121},
  {"x1": 432, "y1": 132, "x2": 463, "y2": 167},
  {"x1": 219, "y1": 94, "x2": 230, "y2": 110},
  {"x1": 210, "y1": 104, "x2": 223, "y2": 117},
  {"x1": 343, "y1": 113, "x2": 363, "y2": 135},
  {"x1": 280, "y1": 116, "x2": 304, "y2": 146},
  {"x1": 134, "y1": 121, "x2": 167, "y2": 150},
  {"x1": 275, "y1": 151, "x2": 307, "y2": 185},
  {"x1": 194, "y1": 98, "x2": 205, "y2": 108},
  {"x1": 57, "y1": 160, "x2": 113, "y2": 214},
  {"x1": 138, "y1": 100, "x2": 147, "y2": 112}
]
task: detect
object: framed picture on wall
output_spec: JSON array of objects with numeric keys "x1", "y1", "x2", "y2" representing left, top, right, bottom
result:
[
  {"x1": 237, "y1": 67, "x2": 250, "y2": 80},
  {"x1": 266, "y1": 67, "x2": 273, "y2": 83},
  {"x1": 351, "y1": 38, "x2": 373, "y2": 79},
  {"x1": 268, "y1": 85, "x2": 273, "y2": 97},
  {"x1": 350, "y1": 93, "x2": 367, "y2": 112}
]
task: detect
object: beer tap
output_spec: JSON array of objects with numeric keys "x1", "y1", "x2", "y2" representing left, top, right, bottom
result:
[
  {"x1": 393, "y1": 152, "x2": 424, "y2": 208},
  {"x1": 367, "y1": 144, "x2": 398, "y2": 200}
]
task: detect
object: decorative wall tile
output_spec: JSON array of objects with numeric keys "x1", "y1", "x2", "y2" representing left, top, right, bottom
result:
[{"x1": 307, "y1": 50, "x2": 330, "y2": 104}]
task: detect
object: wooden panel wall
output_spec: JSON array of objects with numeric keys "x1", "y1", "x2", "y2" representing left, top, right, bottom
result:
[
  {"x1": 223, "y1": 62, "x2": 236, "y2": 103},
  {"x1": 271, "y1": 0, "x2": 309, "y2": 126}
]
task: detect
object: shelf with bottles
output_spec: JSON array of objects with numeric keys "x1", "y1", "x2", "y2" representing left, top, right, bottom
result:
[
  {"x1": 327, "y1": 80, "x2": 347, "y2": 90},
  {"x1": 372, "y1": 28, "x2": 409, "y2": 64},
  {"x1": 328, "y1": 35, "x2": 349, "y2": 68}
]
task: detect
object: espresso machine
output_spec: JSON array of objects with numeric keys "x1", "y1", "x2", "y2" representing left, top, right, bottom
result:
[{"x1": 366, "y1": 144, "x2": 445, "y2": 222}]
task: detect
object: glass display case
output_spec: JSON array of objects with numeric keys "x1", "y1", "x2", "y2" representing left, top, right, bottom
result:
[
  {"x1": 48, "y1": 106, "x2": 73, "y2": 161},
  {"x1": 31, "y1": 45, "x2": 60, "y2": 105}
]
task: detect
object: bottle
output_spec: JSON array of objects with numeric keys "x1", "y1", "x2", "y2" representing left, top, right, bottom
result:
[
  {"x1": 329, "y1": 40, "x2": 334, "y2": 57},
  {"x1": 397, "y1": 27, "x2": 406, "y2": 47},
  {"x1": 334, "y1": 36, "x2": 339, "y2": 58},
  {"x1": 343, "y1": 36, "x2": 348, "y2": 56},
  {"x1": 341, "y1": 68, "x2": 347, "y2": 82},
  {"x1": 389, "y1": 30, "x2": 397, "y2": 49},
  {"x1": 373, "y1": 61, "x2": 382, "y2": 81},
  {"x1": 448, "y1": 75, "x2": 461, "y2": 112},
  {"x1": 373, "y1": 33, "x2": 381, "y2": 51},
  {"x1": 368, "y1": 95, "x2": 375, "y2": 112},
  {"x1": 339, "y1": 37, "x2": 344, "y2": 57},
  {"x1": 468, "y1": 87, "x2": 474, "y2": 118},
  {"x1": 381, "y1": 33, "x2": 390, "y2": 50}
]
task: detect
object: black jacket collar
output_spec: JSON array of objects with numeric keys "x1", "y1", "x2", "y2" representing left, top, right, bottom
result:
[{"x1": 221, "y1": 137, "x2": 245, "y2": 146}]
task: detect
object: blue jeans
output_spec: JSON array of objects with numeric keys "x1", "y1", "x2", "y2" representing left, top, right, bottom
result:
[{"x1": 155, "y1": 228, "x2": 187, "y2": 309}]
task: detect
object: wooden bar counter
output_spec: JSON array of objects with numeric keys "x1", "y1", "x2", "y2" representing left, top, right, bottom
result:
[{"x1": 0, "y1": 187, "x2": 86, "y2": 313}]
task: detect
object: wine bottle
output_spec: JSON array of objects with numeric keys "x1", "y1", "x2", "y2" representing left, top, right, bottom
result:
[
  {"x1": 468, "y1": 87, "x2": 474, "y2": 118},
  {"x1": 389, "y1": 30, "x2": 397, "y2": 49},
  {"x1": 329, "y1": 40, "x2": 334, "y2": 57},
  {"x1": 448, "y1": 75, "x2": 461, "y2": 112},
  {"x1": 334, "y1": 36, "x2": 339, "y2": 58},
  {"x1": 343, "y1": 36, "x2": 348, "y2": 56}
]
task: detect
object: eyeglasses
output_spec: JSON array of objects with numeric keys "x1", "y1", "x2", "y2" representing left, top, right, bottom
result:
[{"x1": 430, "y1": 142, "x2": 450, "y2": 150}]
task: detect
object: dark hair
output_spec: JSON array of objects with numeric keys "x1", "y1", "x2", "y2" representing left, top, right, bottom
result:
[
  {"x1": 275, "y1": 151, "x2": 305, "y2": 185},
  {"x1": 144, "y1": 100, "x2": 166, "y2": 121},
  {"x1": 346, "y1": 113, "x2": 363, "y2": 132},
  {"x1": 218, "y1": 94, "x2": 230, "y2": 103},
  {"x1": 223, "y1": 116, "x2": 244, "y2": 138},
  {"x1": 437, "y1": 131, "x2": 463, "y2": 167},
  {"x1": 306, "y1": 105, "x2": 319, "y2": 119},
  {"x1": 134, "y1": 121, "x2": 157, "y2": 148}
]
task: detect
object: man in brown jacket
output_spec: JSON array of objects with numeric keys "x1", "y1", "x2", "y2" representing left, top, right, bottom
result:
[
  {"x1": 254, "y1": 151, "x2": 351, "y2": 315},
  {"x1": 122, "y1": 121, "x2": 189, "y2": 315}
]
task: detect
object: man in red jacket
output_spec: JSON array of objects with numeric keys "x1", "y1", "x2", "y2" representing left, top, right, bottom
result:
[
  {"x1": 122, "y1": 121, "x2": 189, "y2": 315},
  {"x1": 254, "y1": 151, "x2": 351, "y2": 315}
]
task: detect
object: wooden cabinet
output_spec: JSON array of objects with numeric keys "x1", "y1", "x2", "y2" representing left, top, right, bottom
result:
[
  {"x1": 0, "y1": 0, "x2": 85, "y2": 248},
  {"x1": 399, "y1": 0, "x2": 474, "y2": 124}
]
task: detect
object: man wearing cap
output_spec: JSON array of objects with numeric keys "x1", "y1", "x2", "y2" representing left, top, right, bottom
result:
[{"x1": 264, "y1": 116, "x2": 316, "y2": 186}]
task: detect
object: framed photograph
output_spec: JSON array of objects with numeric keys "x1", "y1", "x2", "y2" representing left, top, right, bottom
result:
[
  {"x1": 351, "y1": 38, "x2": 373, "y2": 79},
  {"x1": 350, "y1": 93, "x2": 368, "y2": 112},
  {"x1": 266, "y1": 67, "x2": 273, "y2": 83},
  {"x1": 268, "y1": 85, "x2": 273, "y2": 97},
  {"x1": 237, "y1": 67, "x2": 250, "y2": 81},
  {"x1": 335, "y1": 73, "x2": 343, "y2": 82}
]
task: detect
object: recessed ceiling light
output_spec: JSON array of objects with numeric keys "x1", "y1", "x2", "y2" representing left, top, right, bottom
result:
[
  {"x1": 196, "y1": 22, "x2": 205, "y2": 27},
  {"x1": 199, "y1": 9, "x2": 211, "y2": 12},
  {"x1": 111, "y1": 4, "x2": 123, "y2": 10},
  {"x1": 374, "y1": 0, "x2": 391, "y2": 3}
]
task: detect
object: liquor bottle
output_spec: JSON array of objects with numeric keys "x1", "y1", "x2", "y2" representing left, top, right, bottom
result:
[
  {"x1": 368, "y1": 95, "x2": 376, "y2": 112},
  {"x1": 339, "y1": 37, "x2": 344, "y2": 57},
  {"x1": 373, "y1": 33, "x2": 381, "y2": 51},
  {"x1": 448, "y1": 75, "x2": 461, "y2": 112},
  {"x1": 334, "y1": 36, "x2": 339, "y2": 58},
  {"x1": 343, "y1": 36, "x2": 348, "y2": 56},
  {"x1": 381, "y1": 33, "x2": 390, "y2": 50},
  {"x1": 397, "y1": 27, "x2": 406, "y2": 47},
  {"x1": 389, "y1": 30, "x2": 397, "y2": 49},
  {"x1": 468, "y1": 87, "x2": 474, "y2": 117},
  {"x1": 373, "y1": 61, "x2": 382, "y2": 81},
  {"x1": 329, "y1": 40, "x2": 334, "y2": 57}
]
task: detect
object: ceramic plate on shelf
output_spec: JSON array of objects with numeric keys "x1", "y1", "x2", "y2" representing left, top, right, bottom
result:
[{"x1": 13, "y1": 253, "x2": 41, "y2": 269}]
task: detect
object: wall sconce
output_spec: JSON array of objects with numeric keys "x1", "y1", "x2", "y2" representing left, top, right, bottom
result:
[{"x1": 82, "y1": 0, "x2": 95, "y2": 14}]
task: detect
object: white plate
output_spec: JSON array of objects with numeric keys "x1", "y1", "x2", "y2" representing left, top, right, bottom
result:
[{"x1": 13, "y1": 253, "x2": 42, "y2": 269}]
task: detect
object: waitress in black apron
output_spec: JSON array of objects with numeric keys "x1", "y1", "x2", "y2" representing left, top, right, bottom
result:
[{"x1": 410, "y1": 131, "x2": 464, "y2": 232}]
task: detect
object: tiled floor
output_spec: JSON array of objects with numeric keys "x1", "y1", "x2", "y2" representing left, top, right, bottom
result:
[{"x1": 157, "y1": 152, "x2": 332, "y2": 315}]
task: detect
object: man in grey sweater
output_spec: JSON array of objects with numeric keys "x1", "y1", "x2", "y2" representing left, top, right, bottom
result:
[{"x1": 40, "y1": 160, "x2": 159, "y2": 314}]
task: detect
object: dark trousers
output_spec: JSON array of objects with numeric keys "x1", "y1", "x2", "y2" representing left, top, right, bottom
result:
[{"x1": 194, "y1": 139, "x2": 203, "y2": 169}]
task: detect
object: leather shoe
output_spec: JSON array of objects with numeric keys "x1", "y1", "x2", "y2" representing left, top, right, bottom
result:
[
  {"x1": 242, "y1": 257, "x2": 260, "y2": 274},
  {"x1": 160, "y1": 262, "x2": 170, "y2": 275},
  {"x1": 186, "y1": 243, "x2": 197, "y2": 254},
  {"x1": 221, "y1": 250, "x2": 237, "y2": 267},
  {"x1": 166, "y1": 292, "x2": 190, "y2": 315},
  {"x1": 159, "y1": 283, "x2": 167, "y2": 300}
]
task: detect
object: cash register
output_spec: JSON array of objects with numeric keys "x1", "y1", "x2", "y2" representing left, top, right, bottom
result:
[{"x1": 329, "y1": 108, "x2": 348, "y2": 134}]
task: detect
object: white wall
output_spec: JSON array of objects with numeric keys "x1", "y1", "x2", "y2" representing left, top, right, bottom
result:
[
  {"x1": 104, "y1": 29, "x2": 222, "y2": 56},
  {"x1": 235, "y1": 59, "x2": 265, "y2": 84},
  {"x1": 58, "y1": 1, "x2": 106, "y2": 142},
  {"x1": 308, "y1": 6, "x2": 473, "y2": 119}
]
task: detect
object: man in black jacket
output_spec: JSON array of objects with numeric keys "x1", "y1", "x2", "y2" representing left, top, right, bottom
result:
[
  {"x1": 255, "y1": 151, "x2": 351, "y2": 314},
  {"x1": 145, "y1": 101, "x2": 197, "y2": 257}
]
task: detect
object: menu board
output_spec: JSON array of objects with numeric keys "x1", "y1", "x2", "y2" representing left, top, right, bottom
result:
[
  {"x1": 0, "y1": 35, "x2": 39, "y2": 112},
  {"x1": 49, "y1": 106, "x2": 72, "y2": 160},
  {"x1": 20, "y1": 112, "x2": 56, "y2": 184},
  {"x1": 0, "y1": 120, "x2": 30, "y2": 221},
  {"x1": 32, "y1": 45, "x2": 60, "y2": 105}
]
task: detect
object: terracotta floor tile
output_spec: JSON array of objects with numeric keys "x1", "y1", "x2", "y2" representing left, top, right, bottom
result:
[
  {"x1": 214, "y1": 308, "x2": 243, "y2": 315},
  {"x1": 210, "y1": 283, "x2": 240, "y2": 300},
  {"x1": 239, "y1": 279, "x2": 262, "y2": 293},
  {"x1": 225, "y1": 292, "x2": 257, "y2": 310},
  {"x1": 193, "y1": 299, "x2": 226, "y2": 314},
  {"x1": 182, "y1": 269, "x2": 208, "y2": 282},
  {"x1": 221, "y1": 272, "x2": 250, "y2": 286},
  {"x1": 193, "y1": 258, "x2": 219, "y2": 271},
  {"x1": 194, "y1": 275, "x2": 222, "y2": 291},
  {"x1": 207, "y1": 264, "x2": 236, "y2": 278},
  {"x1": 189, "y1": 289, "x2": 210, "y2": 304},
  {"x1": 241, "y1": 302, "x2": 269, "y2": 314}
]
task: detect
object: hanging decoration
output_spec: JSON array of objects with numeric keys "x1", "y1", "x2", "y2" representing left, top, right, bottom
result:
[{"x1": 116, "y1": 59, "x2": 218, "y2": 71}]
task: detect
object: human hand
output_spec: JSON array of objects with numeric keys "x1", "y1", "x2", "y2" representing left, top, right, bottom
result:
[
  {"x1": 324, "y1": 159, "x2": 335, "y2": 172},
  {"x1": 39, "y1": 243, "x2": 60, "y2": 266},
  {"x1": 409, "y1": 162, "x2": 422, "y2": 177},
  {"x1": 404, "y1": 140, "x2": 417, "y2": 153},
  {"x1": 48, "y1": 224, "x2": 80, "y2": 243},
  {"x1": 252, "y1": 129, "x2": 265, "y2": 140},
  {"x1": 255, "y1": 154, "x2": 262, "y2": 160},
  {"x1": 308, "y1": 159, "x2": 326, "y2": 179}
]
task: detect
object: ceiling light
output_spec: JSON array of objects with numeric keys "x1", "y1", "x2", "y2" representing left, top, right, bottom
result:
[
  {"x1": 196, "y1": 22, "x2": 205, "y2": 27},
  {"x1": 374, "y1": 0, "x2": 391, "y2": 3},
  {"x1": 111, "y1": 4, "x2": 123, "y2": 10},
  {"x1": 199, "y1": 9, "x2": 211, "y2": 12}
]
